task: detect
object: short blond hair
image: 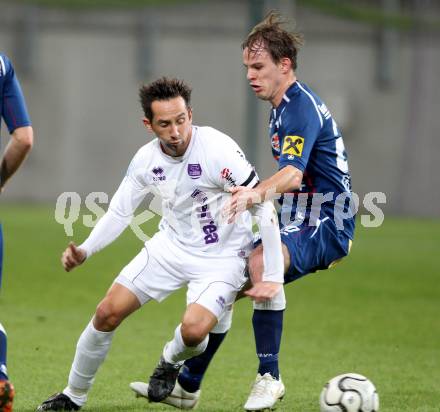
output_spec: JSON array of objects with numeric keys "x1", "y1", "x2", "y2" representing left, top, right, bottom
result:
[{"x1": 242, "y1": 11, "x2": 304, "y2": 70}]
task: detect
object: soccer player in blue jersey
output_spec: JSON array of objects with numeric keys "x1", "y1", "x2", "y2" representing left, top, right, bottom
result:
[
  {"x1": 160, "y1": 12, "x2": 355, "y2": 411},
  {"x1": 236, "y1": 13, "x2": 355, "y2": 410},
  {"x1": 0, "y1": 53, "x2": 34, "y2": 412}
]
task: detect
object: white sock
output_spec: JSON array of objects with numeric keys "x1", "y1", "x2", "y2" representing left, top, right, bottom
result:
[
  {"x1": 63, "y1": 320, "x2": 114, "y2": 406},
  {"x1": 162, "y1": 324, "x2": 209, "y2": 364}
]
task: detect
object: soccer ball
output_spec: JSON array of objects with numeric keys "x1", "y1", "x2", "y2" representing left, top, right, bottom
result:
[{"x1": 319, "y1": 373, "x2": 379, "y2": 412}]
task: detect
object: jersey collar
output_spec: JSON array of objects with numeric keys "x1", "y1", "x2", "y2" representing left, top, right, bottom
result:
[{"x1": 271, "y1": 81, "x2": 299, "y2": 123}]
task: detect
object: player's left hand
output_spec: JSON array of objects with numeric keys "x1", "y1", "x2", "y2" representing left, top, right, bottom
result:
[
  {"x1": 223, "y1": 186, "x2": 261, "y2": 223},
  {"x1": 245, "y1": 281, "x2": 283, "y2": 303}
]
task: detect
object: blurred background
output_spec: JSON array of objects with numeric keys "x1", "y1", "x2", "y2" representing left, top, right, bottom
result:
[
  {"x1": 1, "y1": 0, "x2": 439, "y2": 216},
  {"x1": 1, "y1": 3, "x2": 440, "y2": 411}
]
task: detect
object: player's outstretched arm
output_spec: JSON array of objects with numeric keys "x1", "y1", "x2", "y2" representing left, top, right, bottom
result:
[
  {"x1": 0, "y1": 126, "x2": 33, "y2": 192},
  {"x1": 72, "y1": 177, "x2": 148, "y2": 261},
  {"x1": 61, "y1": 242, "x2": 87, "y2": 272},
  {"x1": 224, "y1": 165, "x2": 302, "y2": 223},
  {"x1": 254, "y1": 164, "x2": 303, "y2": 200}
]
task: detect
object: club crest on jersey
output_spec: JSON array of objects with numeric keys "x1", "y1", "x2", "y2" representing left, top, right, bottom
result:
[
  {"x1": 188, "y1": 163, "x2": 202, "y2": 179},
  {"x1": 282, "y1": 136, "x2": 304, "y2": 157},
  {"x1": 151, "y1": 166, "x2": 166, "y2": 181},
  {"x1": 221, "y1": 168, "x2": 236, "y2": 186},
  {"x1": 271, "y1": 133, "x2": 280, "y2": 152}
]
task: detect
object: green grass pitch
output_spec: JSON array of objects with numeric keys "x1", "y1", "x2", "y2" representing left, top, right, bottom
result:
[{"x1": 0, "y1": 205, "x2": 439, "y2": 411}]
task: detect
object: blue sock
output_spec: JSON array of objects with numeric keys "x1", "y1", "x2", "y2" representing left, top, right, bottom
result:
[
  {"x1": 0, "y1": 323, "x2": 8, "y2": 380},
  {"x1": 253, "y1": 309, "x2": 284, "y2": 379},
  {"x1": 178, "y1": 332, "x2": 227, "y2": 393}
]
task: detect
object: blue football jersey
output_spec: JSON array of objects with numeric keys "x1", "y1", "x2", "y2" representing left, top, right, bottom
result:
[
  {"x1": 269, "y1": 81, "x2": 355, "y2": 238},
  {"x1": 0, "y1": 53, "x2": 32, "y2": 146}
]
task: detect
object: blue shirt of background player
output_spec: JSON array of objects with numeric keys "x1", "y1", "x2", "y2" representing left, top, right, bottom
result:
[
  {"x1": 269, "y1": 81, "x2": 355, "y2": 239},
  {"x1": 0, "y1": 53, "x2": 31, "y2": 286},
  {"x1": 0, "y1": 53, "x2": 32, "y2": 146}
]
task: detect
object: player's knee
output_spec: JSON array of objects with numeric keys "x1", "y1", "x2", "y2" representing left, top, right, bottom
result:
[
  {"x1": 94, "y1": 300, "x2": 123, "y2": 331},
  {"x1": 248, "y1": 246, "x2": 264, "y2": 283},
  {"x1": 180, "y1": 320, "x2": 208, "y2": 347}
]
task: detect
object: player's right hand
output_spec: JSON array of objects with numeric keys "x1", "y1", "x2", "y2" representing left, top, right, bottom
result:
[
  {"x1": 223, "y1": 186, "x2": 261, "y2": 223},
  {"x1": 245, "y1": 281, "x2": 283, "y2": 302},
  {"x1": 61, "y1": 241, "x2": 87, "y2": 272}
]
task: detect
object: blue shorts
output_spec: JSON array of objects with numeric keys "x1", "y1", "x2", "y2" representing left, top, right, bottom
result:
[
  {"x1": 255, "y1": 216, "x2": 353, "y2": 284},
  {"x1": 280, "y1": 217, "x2": 352, "y2": 284}
]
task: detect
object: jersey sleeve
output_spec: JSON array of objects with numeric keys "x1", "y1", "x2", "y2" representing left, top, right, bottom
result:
[
  {"x1": 0, "y1": 55, "x2": 31, "y2": 133},
  {"x1": 211, "y1": 133, "x2": 259, "y2": 190},
  {"x1": 124, "y1": 145, "x2": 151, "y2": 189},
  {"x1": 250, "y1": 201, "x2": 284, "y2": 283},
  {"x1": 108, "y1": 145, "x2": 152, "y2": 220},
  {"x1": 78, "y1": 149, "x2": 151, "y2": 258},
  {"x1": 278, "y1": 100, "x2": 321, "y2": 172}
]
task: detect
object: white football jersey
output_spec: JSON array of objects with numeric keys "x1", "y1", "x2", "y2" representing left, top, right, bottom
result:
[{"x1": 109, "y1": 126, "x2": 259, "y2": 257}]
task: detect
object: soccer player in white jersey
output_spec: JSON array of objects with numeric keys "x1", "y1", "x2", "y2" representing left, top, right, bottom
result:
[{"x1": 36, "y1": 77, "x2": 284, "y2": 411}]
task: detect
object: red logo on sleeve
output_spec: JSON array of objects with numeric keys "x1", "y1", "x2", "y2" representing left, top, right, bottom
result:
[{"x1": 220, "y1": 168, "x2": 236, "y2": 186}]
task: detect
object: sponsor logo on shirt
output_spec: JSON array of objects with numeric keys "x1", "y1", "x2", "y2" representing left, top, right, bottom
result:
[
  {"x1": 151, "y1": 166, "x2": 166, "y2": 181},
  {"x1": 191, "y1": 188, "x2": 208, "y2": 204},
  {"x1": 197, "y1": 204, "x2": 219, "y2": 244},
  {"x1": 282, "y1": 136, "x2": 304, "y2": 157},
  {"x1": 188, "y1": 163, "x2": 202, "y2": 179},
  {"x1": 220, "y1": 168, "x2": 237, "y2": 186},
  {"x1": 191, "y1": 188, "x2": 219, "y2": 244}
]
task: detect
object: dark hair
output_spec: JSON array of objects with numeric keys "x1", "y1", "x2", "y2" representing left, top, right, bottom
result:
[
  {"x1": 242, "y1": 11, "x2": 304, "y2": 70},
  {"x1": 139, "y1": 77, "x2": 192, "y2": 121}
]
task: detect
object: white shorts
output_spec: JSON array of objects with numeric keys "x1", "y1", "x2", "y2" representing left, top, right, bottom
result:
[{"x1": 114, "y1": 231, "x2": 247, "y2": 320}]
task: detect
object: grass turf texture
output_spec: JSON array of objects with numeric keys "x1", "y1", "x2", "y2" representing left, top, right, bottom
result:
[{"x1": 0, "y1": 205, "x2": 439, "y2": 411}]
